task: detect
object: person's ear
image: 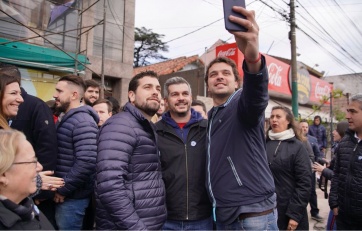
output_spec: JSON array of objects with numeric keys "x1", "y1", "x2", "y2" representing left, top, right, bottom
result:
[
  {"x1": 0, "y1": 173, "x2": 9, "y2": 187},
  {"x1": 128, "y1": 91, "x2": 135, "y2": 103}
]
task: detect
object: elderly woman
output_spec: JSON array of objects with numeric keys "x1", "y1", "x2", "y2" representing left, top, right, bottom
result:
[
  {"x1": 0, "y1": 129, "x2": 54, "y2": 229},
  {"x1": 266, "y1": 106, "x2": 312, "y2": 230}
]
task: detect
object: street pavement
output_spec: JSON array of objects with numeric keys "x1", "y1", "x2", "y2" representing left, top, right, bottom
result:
[{"x1": 308, "y1": 181, "x2": 331, "y2": 230}]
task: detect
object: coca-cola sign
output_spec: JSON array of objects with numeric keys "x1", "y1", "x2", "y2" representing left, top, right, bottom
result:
[
  {"x1": 268, "y1": 63, "x2": 283, "y2": 87},
  {"x1": 314, "y1": 82, "x2": 331, "y2": 101},
  {"x1": 217, "y1": 48, "x2": 236, "y2": 57}
]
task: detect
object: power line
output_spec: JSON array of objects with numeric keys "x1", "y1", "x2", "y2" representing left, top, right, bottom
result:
[{"x1": 165, "y1": 18, "x2": 223, "y2": 44}]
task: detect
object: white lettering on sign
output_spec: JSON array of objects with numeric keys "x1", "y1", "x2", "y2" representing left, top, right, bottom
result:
[
  {"x1": 217, "y1": 48, "x2": 236, "y2": 57},
  {"x1": 315, "y1": 82, "x2": 331, "y2": 100},
  {"x1": 268, "y1": 63, "x2": 283, "y2": 87}
]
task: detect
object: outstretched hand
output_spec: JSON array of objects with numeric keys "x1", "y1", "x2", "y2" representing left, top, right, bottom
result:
[
  {"x1": 39, "y1": 170, "x2": 64, "y2": 191},
  {"x1": 227, "y1": 6, "x2": 261, "y2": 73}
]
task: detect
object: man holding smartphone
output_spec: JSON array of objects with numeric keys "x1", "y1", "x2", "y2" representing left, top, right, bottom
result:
[{"x1": 205, "y1": 6, "x2": 278, "y2": 231}]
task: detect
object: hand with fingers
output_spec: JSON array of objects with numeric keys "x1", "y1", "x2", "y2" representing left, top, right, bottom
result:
[
  {"x1": 227, "y1": 6, "x2": 261, "y2": 73},
  {"x1": 38, "y1": 170, "x2": 65, "y2": 191}
]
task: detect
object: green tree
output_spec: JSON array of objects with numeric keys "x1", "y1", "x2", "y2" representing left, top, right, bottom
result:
[{"x1": 134, "y1": 27, "x2": 169, "y2": 67}]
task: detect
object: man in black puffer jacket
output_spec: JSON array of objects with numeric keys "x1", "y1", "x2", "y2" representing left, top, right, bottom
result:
[
  {"x1": 96, "y1": 71, "x2": 166, "y2": 230},
  {"x1": 329, "y1": 93, "x2": 362, "y2": 230}
]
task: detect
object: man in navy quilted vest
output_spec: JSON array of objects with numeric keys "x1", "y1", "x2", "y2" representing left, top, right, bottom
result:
[
  {"x1": 52, "y1": 75, "x2": 99, "y2": 230},
  {"x1": 95, "y1": 71, "x2": 167, "y2": 230}
]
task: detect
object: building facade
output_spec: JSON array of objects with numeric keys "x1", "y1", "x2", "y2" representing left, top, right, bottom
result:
[{"x1": 0, "y1": 0, "x2": 135, "y2": 104}]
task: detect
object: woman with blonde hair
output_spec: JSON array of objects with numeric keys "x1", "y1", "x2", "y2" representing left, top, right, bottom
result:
[
  {"x1": 266, "y1": 106, "x2": 312, "y2": 230},
  {"x1": 0, "y1": 129, "x2": 54, "y2": 229}
]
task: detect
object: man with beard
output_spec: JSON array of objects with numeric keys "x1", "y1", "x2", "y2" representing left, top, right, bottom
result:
[
  {"x1": 52, "y1": 75, "x2": 99, "y2": 230},
  {"x1": 83, "y1": 79, "x2": 100, "y2": 106},
  {"x1": 155, "y1": 77, "x2": 212, "y2": 230},
  {"x1": 95, "y1": 71, "x2": 167, "y2": 230}
]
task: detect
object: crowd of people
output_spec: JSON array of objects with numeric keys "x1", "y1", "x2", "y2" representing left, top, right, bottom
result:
[{"x1": 0, "y1": 5, "x2": 361, "y2": 231}]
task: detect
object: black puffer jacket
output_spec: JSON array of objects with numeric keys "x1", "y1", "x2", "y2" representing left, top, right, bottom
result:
[
  {"x1": 156, "y1": 109, "x2": 212, "y2": 221},
  {"x1": 329, "y1": 130, "x2": 362, "y2": 218},
  {"x1": 96, "y1": 102, "x2": 167, "y2": 230},
  {"x1": 266, "y1": 137, "x2": 311, "y2": 230}
]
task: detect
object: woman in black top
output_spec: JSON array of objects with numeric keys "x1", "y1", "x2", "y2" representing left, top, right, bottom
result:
[{"x1": 266, "y1": 106, "x2": 312, "y2": 230}]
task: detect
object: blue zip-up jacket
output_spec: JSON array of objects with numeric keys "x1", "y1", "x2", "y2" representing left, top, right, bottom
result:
[
  {"x1": 206, "y1": 57, "x2": 275, "y2": 219},
  {"x1": 55, "y1": 105, "x2": 99, "y2": 199},
  {"x1": 308, "y1": 123, "x2": 327, "y2": 150}
]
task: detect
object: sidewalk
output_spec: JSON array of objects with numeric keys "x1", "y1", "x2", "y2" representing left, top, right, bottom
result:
[{"x1": 308, "y1": 184, "x2": 331, "y2": 230}]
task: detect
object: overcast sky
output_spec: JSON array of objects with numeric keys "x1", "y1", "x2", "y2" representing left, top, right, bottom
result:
[{"x1": 135, "y1": 0, "x2": 362, "y2": 76}]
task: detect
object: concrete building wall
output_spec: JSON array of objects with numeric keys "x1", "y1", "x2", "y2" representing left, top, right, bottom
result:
[{"x1": 83, "y1": 0, "x2": 135, "y2": 105}]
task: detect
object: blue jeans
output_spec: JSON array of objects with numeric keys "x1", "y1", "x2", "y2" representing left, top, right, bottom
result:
[
  {"x1": 216, "y1": 208, "x2": 278, "y2": 230},
  {"x1": 55, "y1": 198, "x2": 90, "y2": 230},
  {"x1": 162, "y1": 216, "x2": 214, "y2": 230}
]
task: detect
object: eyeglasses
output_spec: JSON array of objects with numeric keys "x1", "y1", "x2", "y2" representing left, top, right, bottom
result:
[{"x1": 13, "y1": 157, "x2": 38, "y2": 166}]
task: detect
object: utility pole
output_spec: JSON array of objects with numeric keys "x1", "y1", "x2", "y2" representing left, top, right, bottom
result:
[
  {"x1": 100, "y1": 0, "x2": 106, "y2": 99},
  {"x1": 290, "y1": 0, "x2": 298, "y2": 119},
  {"x1": 329, "y1": 82, "x2": 334, "y2": 150}
]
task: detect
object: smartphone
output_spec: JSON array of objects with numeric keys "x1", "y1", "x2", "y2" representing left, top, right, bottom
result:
[{"x1": 223, "y1": 0, "x2": 247, "y2": 32}]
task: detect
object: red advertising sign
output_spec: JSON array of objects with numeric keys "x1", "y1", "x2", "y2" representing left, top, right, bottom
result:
[{"x1": 216, "y1": 43, "x2": 332, "y2": 104}]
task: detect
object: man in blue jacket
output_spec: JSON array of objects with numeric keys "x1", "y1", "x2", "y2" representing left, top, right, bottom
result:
[
  {"x1": 52, "y1": 75, "x2": 99, "y2": 230},
  {"x1": 96, "y1": 71, "x2": 167, "y2": 230},
  {"x1": 156, "y1": 77, "x2": 212, "y2": 230},
  {"x1": 205, "y1": 6, "x2": 277, "y2": 230},
  {"x1": 308, "y1": 115, "x2": 327, "y2": 155}
]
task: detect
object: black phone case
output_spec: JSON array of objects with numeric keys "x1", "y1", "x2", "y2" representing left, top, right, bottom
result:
[{"x1": 223, "y1": 0, "x2": 247, "y2": 32}]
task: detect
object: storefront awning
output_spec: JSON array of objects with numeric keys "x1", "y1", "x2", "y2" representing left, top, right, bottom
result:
[{"x1": 0, "y1": 38, "x2": 90, "y2": 72}]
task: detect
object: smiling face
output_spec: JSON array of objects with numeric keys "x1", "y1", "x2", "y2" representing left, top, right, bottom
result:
[
  {"x1": 1, "y1": 82, "x2": 23, "y2": 118},
  {"x1": 2, "y1": 138, "x2": 42, "y2": 203},
  {"x1": 128, "y1": 76, "x2": 161, "y2": 117},
  {"x1": 165, "y1": 83, "x2": 192, "y2": 118},
  {"x1": 270, "y1": 108, "x2": 290, "y2": 133},
  {"x1": 207, "y1": 62, "x2": 238, "y2": 106},
  {"x1": 84, "y1": 86, "x2": 100, "y2": 106}
]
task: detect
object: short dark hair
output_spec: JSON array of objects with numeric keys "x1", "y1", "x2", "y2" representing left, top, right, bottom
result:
[
  {"x1": 204, "y1": 56, "x2": 240, "y2": 85},
  {"x1": 336, "y1": 121, "x2": 349, "y2": 138},
  {"x1": 85, "y1": 79, "x2": 100, "y2": 90},
  {"x1": 129, "y1": 71, "x2": 158, "y2": 93},
  {"x1": 59, "y1": 75, "x2": 86, "y2": 94},
  {"x1": 106, "y1": 96, "x2": 121, "y2": 115},
  {"x1": 191, "y1": 99, "x2": 207, "y2": 114},
  {"x1": 299, "y1": 119, "x2": 308, "y2": 123},
  {"x1": 93, "y1": 99, "x2": 113, "y2": 113}
]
